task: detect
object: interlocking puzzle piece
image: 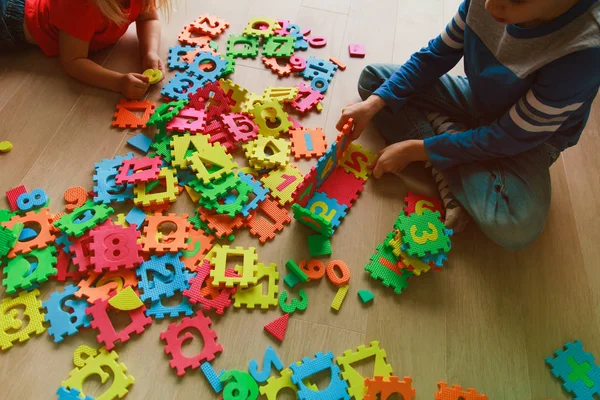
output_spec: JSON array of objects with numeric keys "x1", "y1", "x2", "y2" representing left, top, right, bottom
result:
[
  {"x1": 191, "y1": 172, "x2": 238, "y2": 202},
  {"x1": 286, "y1": 260, "x2": 309, "y2": 283},
  {"x1": 358, "y1": 290, "x2": 375, "y2": 304},
  {"x1": 178, "y1": 24, "x2": 211, "y2": 46},
  {"x1": 54, "y1": 247, "x2": 85, "y2": 282},
  {"x1": 0, "y1": 289, "x2": 45, "y2": 350},
  {"x1": 264, "y1": 313, "x2": 289, "y2": 342},
  {"x1": 233, "y1": 263, "x2": 279, "y2": 309},
  {"x1": 248, "y1": 136, "x2": 291, "y2": 171},
  {"x1": 290, "y1": 351, "x2": 350, "y2": 400},
  {"x1": 219, "y1": 79, "x2": 248, "y2": 112},
  {"x1": 56, "y1": 387, "x2": 95, "y2": 400},
  {"x1": 125, "y1": 206, "x2": 146, "y2": 230},
  {"x1": 331, "y1": 284, "x2": 349, "y2": 311},
  {"x1": 181, "y1": 228, "x2": 214, "y2": 271},
  {"x1": 188, "y1": 51, "x2": 229, "y2": 83},
  {"x1": 76, "y1": 269, "x2": 137, "y2": 303},
  {"x1": 435, "y1": 382, "x2": 488, "y2": 400},
  {"x1": 127, "y1": 133, "x2": 153, "y2": 154},
  {"x1": 290, "y1": 128, "x2": 328, "y2": 160},
  {"x1": 337, "y1": 341, "x2": 393, "y2": 399},
  {"x1": 3, "y1": 245, "x2": 57, "y2": 293},
  {"x1": 137, "y1": 253, "x2": 193, "y2": 302},
  {"x1": 160, "y1": 312, "x2": 223, "y2": 376},
  {"x1": 199, "y1": 176, "x2": 253, "y2": 218},
  {"x1": 286, "y1": 24, "x2": 308, "y2": 50},
  {"x1": 220, "y1": 113, "x2": 259, "y2": 143},
  {"x1": 93, "y1": 165, "x2": 134, "y2": 205},
  {"x1": 364, "y1": 376, "x2": 416, "y2": 400},
  {"x1": 107, "y1": 286, "x2": 143, "y2": 311},
  {"x1": 0, "y1": 224, "x2": 19, "y2": 259},
  {"x1": 133, "y1": 168, "x2": 179, "y2": 208},
  {"x1": 43, "y1": 284, "x2": 91, "y2": 342},
  {"x1": 220, "y1": 370, "x2": 259, "y2": 399},
  {"x1": 205, "y1": 119, "x2": 237, "y2": 153},
  {"x1": 61, "y1": 345, "x2": 135, "y2": 400},
  {"x1": 339, "y1": 142, "x2": 377, "y2": 180},
  {"x1": 238, "y1": 172, "x2": 269, "y2": 218},
  {"x1": 191, "y1": 14, "x2": 229, "y2": 37},
  {"x1": 292, "y1": 203, "x2": 334, "y2": 237},
  {"x1": 146, "y1": 294, "x2": 194, "y2": 319},
  {"x1": 288, "y1": 82, "x2": 324, "y2": 114},
  {"x1": 396, "y1": 211, "x2": 451, "y2": 258},
  {"x1": 247, "y1": 195, "x2": 291, "y2": 243},
  {"x1": 168, "y1": 45, "x2": 196, "y2": 70},
  {"x1": 307, "y1": 234, "x2": 332, "y2": 257},
  {"x1": 16, "y1": 188, "x2": 47, "y2": 212},
  {"x1": 365, "y1": 244, "x2": 412, "y2": 295},
  {"x1": 183, "y1": 259, "x2": 237, "y2": 314},
  {"x1": 161, "y1": 72, "x2": 205, "y2": 101},
  {"x1": 243, "y1": 17, "x2": 280, "y2": 37},
  {"x1": 249, "y1": 346, "x2": 283, "y2": 384},
  {"x1": 210, "y1": 245, "x2": 258, "y2": 288},
  {"x1": 226, "y1": 34, "x2": 260, "y2": 58},
  {"x1": 115, "y1": 157, "x2": 161, "y2": 185},
  {"x1": 147, "y1": 100, "x2": 188, "y2": 128},
  {"x1": 201, "y1": 362, "x2": 225, "y2": 393},
  {"x1": 546, "y1": 340, "x2": 600, "y2": 399},
  {"x1": 170, "y1": 133, "x2": 210, "y2": 169},
  {"x1": 189, "y1": 80, "x2": 233, "y2": 118},
  {"x1": 199, "y1": 208, "x2": 246, "y2": 239},
  {"x1": 189, "y1": 141, "x2": 237, "y2": 183},
  {"x1": 249, "y1": 100, "x2": 293, "y2": 137},
  {"x1": 387, "y1": 230, "x2": 432, "y2": 276},
  {"x1": 300, "y1": 56, "x2": 338, "y2": 84},
  {"x1": 262, "y1": 56, "x2": 293, "y2": 78},
  {"x1": 112, "y1": 99, "x2": 156, "y2": 129},
  {"x1": 262, "y1": 87, "x2": 299, "y2": 103},
  {"x1": 292, "y1": 166, "x2": 317, "y2": 208},
  {"x1": 404, "y1": 192, "x2": 445, "y2": 219},
  {"x1": 55, "y1": 201, "x2": 113, "y2": 238},
  {"x1": 349, "y1": 44, "x2": 366, "y2": 57},
  {"x1": 307, "y1": 191, "x2": 348, "y2": 230},
  {"x1": 259, "y1": 365, "x2": 321, "y2": 399},
  {"x1": 319, "y1": 167, "x2": 366, "y2": 209},
  {"x1": 2, "y1": 209, "x2": 55, "y2": 258},
  {"x1": 6, "y1": 185, "x2": 27, "y2": 212},
  {"x1": 260, "y1": 164, "x2": 302, "y2": 206},
  {"x1": 166, "y1": 107, "x2": 207, "y2": 134},
  {"x1": 279, "y1": 289, "x2": 308, "y2": 314},
  {"x1": 315, "y1": 145, "x2": 339, "y2": 190}
]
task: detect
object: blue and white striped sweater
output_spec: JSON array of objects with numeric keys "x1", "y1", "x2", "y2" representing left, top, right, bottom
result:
[{"x1": 374, "y1": 0, "x2": 600, "y2": 171}]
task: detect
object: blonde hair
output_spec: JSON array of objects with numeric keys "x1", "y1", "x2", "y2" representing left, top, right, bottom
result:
[{"x1": 93, "y1": 0, "x2": 172, "y2": 25}]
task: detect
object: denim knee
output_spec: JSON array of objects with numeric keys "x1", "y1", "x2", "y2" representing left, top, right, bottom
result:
[{"x1": 357, "y1": 64, "x2": 386, "y2": 101}]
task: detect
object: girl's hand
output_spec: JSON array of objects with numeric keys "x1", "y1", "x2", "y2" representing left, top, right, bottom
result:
[
  {"x1": 336, "y1": 95, "x2": 386, "y2": 141},
  {"x1": 372, "y1": 140, "x2": 428, "y2": 178},
  {"x1": 120, "y1": 73, "x2": 150, "y2": 100},
  {"x1": 142, "y1": 51, "x2": 165, "y2": 75}
]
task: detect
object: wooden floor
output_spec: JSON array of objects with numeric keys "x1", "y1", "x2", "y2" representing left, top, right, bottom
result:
[{"x1": 1, "y1": 0, "x2": 599, "y2": 398}]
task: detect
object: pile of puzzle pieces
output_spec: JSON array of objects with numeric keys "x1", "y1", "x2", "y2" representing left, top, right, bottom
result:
[{"x1": 364, "y1": 192, "x2": 452, "y2": 295}]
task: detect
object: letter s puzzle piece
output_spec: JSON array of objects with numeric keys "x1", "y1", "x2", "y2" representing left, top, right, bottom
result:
[
  {"x1": 0, "y1": 289, "x2": 46, "y2": 351},
  {"x1": 233, "y1": 262, "x2": 279, "y2": 309},
  {"x1": 43, "y1": 284, "x2": 91, "y2": 343}
]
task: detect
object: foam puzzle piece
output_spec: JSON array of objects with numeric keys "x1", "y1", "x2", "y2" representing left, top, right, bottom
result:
[
  {"x1": 76, "y1": 269, "x2": 138, "y2": 304},
  {"x1": 286, "y1": 24, "x2": 308, "y2": 50},
  {"x1": 219, "y1": 79, "x2": 249, "y2": 112},
  {"x1": 209, "y1": 245, "x2": 258, "y2": 288},
  {"x1": 243, "y1": 17, "x2": 280, "y2": 37},
  {"x1": 61, "y1": 345, "x2": 135, "y2": 400},
  {"x1": 349, "y1": 44, "x2": 366, "y2": 57},
  {"x1": 262, "y1": 56, "x2": 293, "y2": 77},
  {"x1": 2, "y1": 208, "x2": 56, "y2": 256},
  {"x1": 168, "y1": 45, "x2": 195, "y2": 70},
  {"x1": 3, "y1": 245, "x2": 57, "y2": 293},
  {"x1": 262, "y1": 86, "x2": 299, "y2": 103},
  {"x1": 70, "y1": 222, "x2": 110, "y2": 272},
  {"x1": 183, "y1": 259, "x2": 237, "y2": 314},
  {"x1": 177, "y1": 23, "x2": 211, "y2": 46},
  {"x1": 263, "y1": 313, "x2": 289, "y2": 342},
  {"x1": 546, "y1": 340, "x2": 600, "y2": 399},
  {"x1": 292, "y1": 166, "x2": 318, "y2": 208},
  {"x1": 127, "y1": 134, "x2": 153, "y2": 154},
  {"x1": 146, "y1": 295, "x2": 194, "y2": 319},
  {"x1": 318, "y1": 167, "x2": 366, "y2": 209},
  {"x1": 290, "y1": 128, "x2": 328, "y2": 160},
  {"x1": 357, "y1": 290, "x2": 375, "y2": 304},
  {"x1": 0, "y1": 224, "x2": 18, "y2": 259},
  {"x1": 329, "y1": 56, "x2": 346, "y2": 70},
  {"x1": 56, "y1": 387, "x2": 95, "y2": 400},
  {"x1": 199, "y1": 209, "x2": 246, "y2": 239},
  {"x1": 238, "y1": 172, "x2": 269, "y2": 218},
  {"x1": 112, "y1": 99, "x2": 156, "y2": 129},
  {"x1": 93, "y1": 166, "x2": 134, "y2": 205},
  {"x1": 286, "y1": 260, "x2": 309, "y2": 283},
  {"x1": 43, "y1": 284, "x2": 91, "y2": 342},
  {"x1": 364, "y1": 376, "x2": 416, "y2": 400},
  {"x1": 188, "y1": 51, "x2": 229, "y2": 83},
  {"x1": 290, "y1": 351, "x2": 350, "y2": 400},
  {"x1": 191, "y1": 14, "x2": 229, "y2": 37},
  {"x1": 54, "y1": 247, "x2": 85, "y2": 282},
  {"x1": 160, "y1": 312, "x2": 223, "y2": 376},
  {"x1": 199, "y1": 177, "x2": 252, "y2": 218},
  {"x1": 142, "y1": 213, "x2": 190, "y2": 253},
  {"x1": 331, "y1": 284, "x2": 350, "y2": 311},
  {"x1": 201, "y1": 362, "x2": 226, "y2": 393},
  {"x1": 435, "y1": 382, "x2": 488, "y2": 400},
  {"x1": 161, "y1": 72, "x2": 206, "y2": 101},
  {"x1": 226, "y1": 34, "x2": 260, "y2": 58},
  {"x1": 279, "y1": 289, "x2": 308, "y2": 314},
  {"x1": 166, "y1": 107, "x2": 207, "y2": 134},
  {"x1": 181, "y1": 228, "x2": 214, "y2": 271},
  {"x1": 248, "y1": 346, "x2": 284, "y2": 383},
  {"x1": 387, "y1": 230, "x2": 432, "y2": 276},
  {"x1": 0, "y1": 289, "x2": 46, "y2": 351},
  {"x1": 326, "y1": 260, "x2": 351, "y2": 286},
  {"x1": 289, "y1": 82, "x2": 324, "y2": 114},
  {"x1": 134, "y1": 167, "x2": 180, "y2": 207},
  {"x1": 143, "y1": 68, "x2": 163, "y2": 84},
  {"x1": 170, "y1": 133, "x2": 210, "y2": 169},
  {"x1": 249, "y1": 100, "x2": 292, "y2": 137},
  {"x1": 247, "y1": 195, "x2": 291, "y2": 243},
  {"x1": 16, "y1": 188, "x2": 48, "y2": 212},
  {"x1": 137, "y1": 253, "x2": 194, "y2": 302},
  {"x1": 220, "y1": 113, "x2": 259, "y2": 143},
  {"x1": 89, "y1": 222, "x2": 143, "y2": 273},
  {"x1": 259, "y1": 365, "x2": 320, "y2": 399},
  {"x1": 6, "y1": 185, "x2": 27, "y2": 212},
  {"x1": 233, "y1": 262, "x2": 279, "y2": 309},
  {"x1": 339, "y1": 142, "x2": 377, "y2": 180},
  {"x1": 292, "y1": 203, "x2": 334, "y2": 238},
  {"x1": 86, "y1": 294, "x2": 152, "y2": 350},
  {"x1": 262, "y1": 35, "x2": 295, "y2": 57},
  {"x1": 55, "y1": 201, "x2": 113, "y2": 238},
  {"x1": 299, "y1": 260, "x2": 325, "y2": 280},
  {"x1": 0, "y1": 140, "x2": 12, "y2": 152},
  {"x1": 307, "y1": 191, "x2": 348, "y2": 230},
  {"x1": 404, "y1": 192, "x2": 445, "y2": 219},
  {"x1": 395, "y1": 210, "x2": 451, "y2": 258},
  {"x1": 205, "y1": 119, "x2": 237, "y2": 153},
  {"x1": 125, "y1": 206, "x2": 146, "y2": 229},
  {"x1": 189, "y1": 142, "x2": 238, "y2": 184},
  {"x1": 220, "y1": 370, "x2": 259, "y2": 399},
  {"x1": 337, "y1": 341, "x2": 393, "y2": 399},
  {"x1": 147, "y1": 100, "x2": 188, "y2": 129},
  {"x1": 189, "y1": 81, "x2": 233, "y2": 119},
  {"x1": 307, "y1": 234, "x2": 332, "y2": 257},
  {"x1": 300, "y1": 56, "x2": 338, "y2": 84},
  {"x1": 260, "y1": 164, "x2": 302, "y2": 206},
  {"x1": 365, "y1": 243, "x2": 412, "y2": 295},
  {"x1": 107, "y1": 286, "x2": 143, "y2": 311}
]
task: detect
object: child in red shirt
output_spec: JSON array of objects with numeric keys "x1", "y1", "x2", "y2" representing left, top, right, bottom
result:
[{"x1": 0, "y1": 0, "x2": 170, "y2": 99}]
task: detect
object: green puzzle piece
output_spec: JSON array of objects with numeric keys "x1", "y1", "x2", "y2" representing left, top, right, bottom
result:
[
  {"x1": 226, "y1": 34, "x2": 259, "y2": 59},
  {"x1": 567, "y1": 356, "x2": 595, "y2": 388},
  {"x1": 262, "y1": 36, "x2": 295, "y2": 58},
  {"x1": 365, "y1": 239, "x2": 412, "y2": 295},
  {"x1": 54, "y1": 201, "x2": 113, "y2": 237},
  {"x1": 2, "y1": 245, "x2": 57, "y2": 294},
  {"x1": 292, "y1": 204, "x2": 333, "y2": 237},
  {"x1": 395, "y1": 210, "x2": 451, "y2": 259}
]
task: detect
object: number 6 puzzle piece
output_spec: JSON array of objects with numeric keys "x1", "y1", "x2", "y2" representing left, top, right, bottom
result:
[
  {"x1": 395, "y1": 210, "x2": 451, "y2": 258},
  {"x1": 340, "y1": 142, "x2": 377, "y2": 180},
  {"x1": 290, "y1": 128, "x2": 328, "y2": 160},
  {"x1": 0, "y1": 289, "x2": 46, "y2": 350},
  {"x1": 260, "y1": 164, "x2": 303, "y2": 206},
  {"x1": 210, "y1": 245, "x2": 258, "y2": 288},
  {"x1": 233, "y1": 262, "x2": 279, "y2": 309}
]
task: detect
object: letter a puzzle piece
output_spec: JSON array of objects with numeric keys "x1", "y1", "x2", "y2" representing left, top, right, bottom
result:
[
  {"x1": 364, "y1": 376, "x2": 416, "y2": 400},
  {"x1": 189, "y1": 142, "x2": 238, "y2": 183},
  {"x1": 246, "y1": 195, "x2": 291, "y2": 243},
  {"x1": 160, "y1": 312, "x2": 223, "y2": 376},
  {"x1": 290, "y1": 128, "x2": 328, "y2": 160},
  {"x1": 233, "y1": 263, "x2": 279, "y2": 309},
  {"x1": 183, "y1": 259, "x2": 238, "y2": 314},
  {"x1": 0, "y1": 289, "x2": 46, "y2": 350},
  {"x1": 210, "y1": 246, "x2": 258, "y2": 288},
  {"x1": 166, "y1": 107, "x2": 207, "y2": 134},
  {"x1": 43, "y1": 284, "x2": 91, "y2": 343},
  {"x1": 112, "y1": 99, "x2": 156, "y2": 129},
  {"x1": 260, "y1": 164, "x2": 303, "y2": 206},
  {"x1": 339, "y1": 142, "x2": 377, "y2": 180}
]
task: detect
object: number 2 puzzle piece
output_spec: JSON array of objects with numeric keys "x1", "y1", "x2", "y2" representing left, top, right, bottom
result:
[
  {"x1": 191, "y1": 14, "x2": 229, "y2": 38},
  {"x1": 318, "y1": 167, "x2": 366, "y2": 209},
  {"x1": 404, "y1": 192, "x2": 445, "y2": 219},
  {"x1": 115, "y1": 157, "x2": 161, "y2": 185},
  {"x1": 183, "y1": 259, "x2": 237, "y2": 314},
  {"x1": 233, "y1": 262, "x2": 279, "y2": 309},
  {"x1": 290, "y1": 351, "x2": 350, "y2": 400},
  {"x1": 43, "y1": 284, "x2": 91, "y2": 343},
  {"x1": 76, "y1": 269, "x2": 138, "y2": 304},
  {"x1": 0, "y1": 289, "x2": 46, "y2": 351},
  {"x1": 260, "y1": 164, "x2": 302, "y2": 206},
  {"x1": 112, "y1": 99, "x2": 156, "y2": 129},
  {"x1": 166, "y1": 107, "x2": 207, "y2": 134},
  {"x1": 210, "y1": 245, "x2": 258, "y2": 288},
  {"x1": 290, "y1": 128, "x2": 328, "y2": 160},
  {"x1": 365, "y1": 243, "x2": 412, "y2": 295},
  {"x1": 247, "y1": 195, "x2": 291, "y2": 243},
  {"x1": 136, "y1": 252, "x2": 193, "y2": 302},
  {"x1": 364, "y1": 376, "x2": 416, "y2": 400},
  {"x1": 89, "y1": 223, "x2": 143, "y2": 272},
  {"x1": 340, "y1": 142, "x2": 377, "y2": 180},
  {"x1": 160, "y1": 312, "x2": 223, "y2": 376},
  {"x1": 395, "y1": 210, "x2": 451, "y2": 258}
]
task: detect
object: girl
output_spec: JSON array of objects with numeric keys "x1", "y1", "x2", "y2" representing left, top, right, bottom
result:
[{"x1": 0, "y1": 0, "x2": 170, "y2": 99}]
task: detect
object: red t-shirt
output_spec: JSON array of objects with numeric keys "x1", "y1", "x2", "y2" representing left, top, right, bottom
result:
[{"x1": 25, "y1": 0, "x2": 143, "y2": 56}]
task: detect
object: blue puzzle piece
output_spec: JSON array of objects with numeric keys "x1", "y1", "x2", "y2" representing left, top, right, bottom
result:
[
  {"x1": 306, "y1": 191, "x2": 347, "y2": 229},
  {"x1": 300, "y1": 56, "x2": 338, "y2": 83},
  {"x1": 315, "y1": 141, "x2": 338, "y2": 187},
  {"x1": 93, "y1": 168, "x2": 134, "y2": 204},
  {"x1": 55, "y1": 233, "x2": 72, "y2": 253},
  {"x1": 177, "y1": 168, "x2": 196, "y2": 187},
  {"x1": 248, "y1": 346, "x2": 283, "y2": 383},
  {"x1": 146, "y1": 295, "x2": 194, "y2": 319},
  {"x1": 546, "y1": 341, "x2": 600, "y2": 398},
  {"x1": 161, "y1": 72, "x2": 205, "y2": 101},
  {"x1": 290, "y1": 351, "x2": 350, "y2": 400},
  {"x1": 201, "y1": 362, "x2": 226, "y2": 393},
  {"x1": 93, "y1": 152, "x2": 135, "y2": 172},
  {"x1": 136, "y1": 253, "x2": 193, "y2": 302},
  {"x1": 286, "y1": 24, "x2": 309, "y2": 50},
  {"x1": 311, "y1": 76, "x2": 329, "y2": 94},
  {"x1": 17, "y1": 188, "x2": 48, "y2": 212},
  {"x1": 238, "y1": 172, "x2": 269, "y2": 217},
  {"x1": 43, "y1": 284, "x2": 91, "y2": 343},
  {"x1": 187, "y1": 51, "x2": 229, "y2": 83},
  {"x1": 127, "y1": 133, "x2": 153, "y2": 154},
  {"x1": 167, "y1": 45, "x2": 195, "y2": 71},
  {"x1": 125, "y1": 207, "x2": 146, "y2": 230},
  {"x1": 57, "y1": 387, "x2": 95, "y2": 400}
]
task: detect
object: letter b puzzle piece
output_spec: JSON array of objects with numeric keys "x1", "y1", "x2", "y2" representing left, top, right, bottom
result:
[
  {"x1": 210, "y1": 245, "x2": 258, "y2": 288},
  {"x1": 43, "y1": 284, "x2": 91, "y2": 343},
  {"x1": 290, "y1": 128, "x2": 328, "y2": 160},
  {"x1": 137, "y1": 253, "x2": 194, "y2": 302},
  {"x1": 89, "y1": 223, "x2": 143, "y2": 272},
  {"x1": 233, "y1": 262, "x2": 279, "y2": 309},
  {"x1": 0, "y1": 289, "x2": 46, "y2": 350}
]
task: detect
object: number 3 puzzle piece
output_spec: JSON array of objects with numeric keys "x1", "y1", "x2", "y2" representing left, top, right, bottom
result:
[
  {"x1": 210, "y1": 245, "x2": 258, "y2": 288},
  {"x1": 233, "y1": 262, "x2": 279, "y2": 309},
  {"x1": 395, "y1": 210, "x2": 451, "y2": 258},
  {"x1": 0, "y1": 289, "x2": 46, "y2": 351}
]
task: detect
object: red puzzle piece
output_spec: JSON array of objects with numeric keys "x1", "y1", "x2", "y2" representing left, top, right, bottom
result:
[
  {"x1": 205, "y1": 119, "x2": 237, "y2": 153},
  {"x1": 166, "y1": 107, "x2": 207, "y2": 134},
  {"x1": 160, "y1": 311, "x2": 223, "y2": 376},
  {"x1": 264, "y1": 313, "x2": 289, "y2": 342},
  {"x1": 183, "y1": 259, "x2": 237, "y2": 314},
  {"x1": 291, "y1": 166, "x2": 317, "y2": 208},
  {"x1": 89, "y1": 223, "x2": 143, "y2": 272},
  {"x1": 76, "y1": 269, "x2": 138, "y2": 303},
  {"x1": 112, "y1": 99, "x2": 156, "y2": 129},
  {"x1": 318, "y1": 167, "x2": 366, "y2": 208},
  {"x1": 288, "y1": 82, "x2": 323, "y2": 113},
  {"x1": 6, "y1": 185, "x2": 27, "y2": 212},
  {"x1": 220, "y1": 113, "x2": 259, "y2": 143},
  {"x1": 116, "y1": 157, "x2": 162, "y2": 185},
  {"x1": 247, "y1": 195, "x2": 291, "y2": 243},
  {"x1": 53, "y1": 247, "x2": 86, "y2": 282},
  {"x1": 403, "y1": 192, "x2": 445, "y2": 220},
  {"x1": 71, "y1": 220, "x2": 112, "y2": 272}
]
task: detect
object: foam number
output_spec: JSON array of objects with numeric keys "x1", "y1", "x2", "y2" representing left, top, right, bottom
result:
[
  {"x1": 276, "y1": 174, "x2": 297, "y2": 192},
  {"x1": 248, "y1": 346, "x2": 284, "y2": 383},
  {"x1": 344, "y1": 152, "x2": 368, "y2": 174},
  {"x1": 290, "y1": 55, "x2": 306, "y2": 72},
  {"x1": 310, "y1": 201, "x2": 337, "y2": 222},
  {"x1": 279, "y1": 289, "x2": 308, "y2": 314},
  {"x1": 410, "y1": 222, "x2": 439, "y2": 244},
  {"x1": 16, "y1": 188, "x2": 48, "y2": 212},
  {"x1": 320, "y1": 157, "x2": 335, "y2": 180},
  {"x1": 220, "y1": 370, "x2": 259, "y2": 400},
  {"x1": 415, "y1": 200, "x2": 435, "y2": 215},
  {"x1": 64, "y1": 187, "x2": 88, "y2": 212}
]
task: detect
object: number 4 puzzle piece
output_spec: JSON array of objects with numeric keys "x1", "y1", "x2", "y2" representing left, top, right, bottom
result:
[
  {"x1": 0, "y1": 289, "x2": 46, "y2": 350},
  {"x1": 233, "y1": 262, "x2": 279, "y2": 309}
]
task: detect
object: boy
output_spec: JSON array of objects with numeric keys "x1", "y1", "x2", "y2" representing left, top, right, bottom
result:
[{"x1": 337, "y1": 0, "x2": 600, "y2": 250}]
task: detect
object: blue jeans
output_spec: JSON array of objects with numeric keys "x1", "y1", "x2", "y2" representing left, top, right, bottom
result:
[
  {"x1": 0, "y1": 0, "x2": 26, "y2": 50},
  {"x1": 359, "y1": 64, "x2": 557, "y2": 250}
]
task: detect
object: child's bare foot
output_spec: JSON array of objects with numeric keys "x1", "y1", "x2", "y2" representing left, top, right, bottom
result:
[{"x1": 445, "y1": 199, "x2": 469, "y2": 233}]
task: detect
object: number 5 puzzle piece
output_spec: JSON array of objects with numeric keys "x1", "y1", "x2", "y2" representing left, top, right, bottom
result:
[
  {"x1": 340, "y1": 142, "x2": 377, "y2": 180},
  {"x1": 210, "y1": 245, "x2": 258, "y2": 288},
  {"x1": 306, "y1": 191, "x2": 348, "y2": 230},
  {"x1": 233, "y1": 262, "x2": 279, "y2": 309},
  {"x1": 220, "y1": 113, "x2": 259, "y2": 143},
  {"x1": 260, "y1": 164, "x2": 303, "y2": 206},
  {"x1": 0, "y1": 289, "x2": 46, "y2": 351},
  {"x1": 290, "y1": 128, "x2": 328, "y2": 160}
]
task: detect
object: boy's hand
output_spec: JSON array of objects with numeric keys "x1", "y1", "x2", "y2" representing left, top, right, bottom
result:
[
  {"x1": 372, "y1": 140, "x2": 428, "y2": 178},
  {"x1": 142, "y1": 51, "x2": 165, "y2": 75},
  {"x1": 336, "y1": 95, "x2": 386, "y2": 141},
  {"x1": 120, "y1": 73, "x2": 150, "y2": 100}
]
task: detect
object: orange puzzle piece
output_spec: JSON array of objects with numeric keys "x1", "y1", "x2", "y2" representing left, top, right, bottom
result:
[
  {"x1": 142, "y1": 213, "x2": 190, "y2": 253},
  {"x1": 2, "y1": 208, "x2": 56, "y2": 258},
  {"x1": 247, "y1": 195, "x2": 291, "y2": 243},
  {"x1": 290, "y1": 128, "x2": 328, "y2": 160},
  {"x1": 364, "y1": 376, "x2": 416, "y2": 400},
  {"x1": 112, "y1": 99, "x2": 156, "y2": 129}
]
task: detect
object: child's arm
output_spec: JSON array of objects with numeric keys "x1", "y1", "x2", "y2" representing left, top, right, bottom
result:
[
  {"x1": 59, "y1": 31, "x2": 150, "y2": 99},
  {"x1": 136, "y1": 7, "x2": 165, "y2": 74}
]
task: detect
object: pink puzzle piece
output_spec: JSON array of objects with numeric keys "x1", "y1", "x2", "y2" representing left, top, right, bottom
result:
[
  {"x1": 220, "y1": 113, "x2": 259, "y2": 143},
  {"x1": 166, "y1": 107, "x2": 207, "y2": 134},
  {"x1": 115, "y1": 157, "x2": 162, "y2": 185},
  {"x1": 349, "y1": 44, "x2": 366, "y2": 58}
]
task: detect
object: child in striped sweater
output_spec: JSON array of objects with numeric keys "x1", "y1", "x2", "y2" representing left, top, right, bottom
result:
[{"x1": 338, "y1": 0, "x2": 599, "y2": 249}]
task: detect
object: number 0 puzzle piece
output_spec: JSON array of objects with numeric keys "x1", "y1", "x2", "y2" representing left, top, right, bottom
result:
[
  {"x1": 290, "y1": 128, "x2": 328, "y2": 160},
  {"x1": 337, "y1": 341, "x2": 394, "y2": 399},
  {"x1": 260, "y1": 164, "x2": 302, "y2": 206},
  {"x1": 233, "y1": 262, "x2": 279, "y2": 309},
  {"x1": 55, "y1": 201, "x2": 114, "y2": 238},
  {"x1": 0, "y1": 289, "x2": 46, "y2": 351},
  {"x1": 210, "y1": 245, "x2": 258, "y2": 288},
  {"x1": 364, "y1": 376, "x2": 416, "y2": 400},
  {"x1": 112, "y1": 99, "x2": 156, "y2": 129}
]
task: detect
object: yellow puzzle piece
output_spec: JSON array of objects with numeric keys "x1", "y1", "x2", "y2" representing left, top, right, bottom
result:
[
  {"x1": 330, "y1": 284, "x2": 349, "y2": 311},
  {"x1": 233, "y1": 263, "x2": 279, "y2": 309},
  {"x1": 249, "y1": 100, "x2": 292, "y2": 137},
  {"x1": 170, "y1": 133, "x2": 210, "y2": 169},
  {"x1": 259, "y1": 364, "x2": 318, "y2": 400},
  {"x1": 388, "y1": 231, "x2": 431, "y2": 276},
  {"x1": 219, "y1": 79, "x2": 249, "y2": 112},
  {"x1": 0, "y1": 289, "x2": 45, "y2": 351},
  {"x1": 260, "y1": 164, "x2": 303, "y2": 206},
  {"x1": 262, "y1": 87, "x2": 299, "y2": 103},
  {"x1": 250, "y1": 135, "x2": 291, "y2": 169},
  {"x1": 210, "y1": 245, "x2": 258, "y2": 288},
  {"x1": 133, "y1": 167, "x2": 179, "y2": 207},
  {"x1": 340, "y1": 142, "x2": 377, "y2": 180},
  {"x1": 189, "y1": 142, "x2": 237, "y2": 183},
  {"x1": 107, "y1": 286, "x2": 143, "y2": 311}
]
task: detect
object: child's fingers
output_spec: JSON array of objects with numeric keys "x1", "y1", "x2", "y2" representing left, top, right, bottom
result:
[
  {"x1": 132, "y1": 73, "x2": 151, "y2": 84},
  {"x1": 336, "y1": 114, "x2": 349, "y2": 131}
]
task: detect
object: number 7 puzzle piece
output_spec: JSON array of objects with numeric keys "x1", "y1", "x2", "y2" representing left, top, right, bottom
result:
[
  {"x1": 260, "y1": 164, "x2": 303, "y2": 206},
  {"x1": 290, "y1": 128, "x2": 328, "y2": 160},
  {"x1": 0, "y1": 289, "x2": 46, "y2": 351}
]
